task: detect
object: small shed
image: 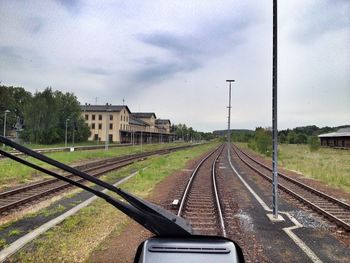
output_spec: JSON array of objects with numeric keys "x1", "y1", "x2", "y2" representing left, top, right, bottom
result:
[{"x1": 318, "y1": 128, "x2": 350, "y2": 148}]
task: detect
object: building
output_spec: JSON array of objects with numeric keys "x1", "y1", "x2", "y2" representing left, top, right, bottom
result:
[
  {"x1": 318, "y1": 128, "x2": 350, "y2": 148},
  {"x1": 81, "y1": 104, "x2": 173, "y2": 143},
  {"x1": 155, "y1": 119, "x2": 171, "y2": 133},
  {"x1": 81, "y1": 104, "x2": 131, "y2": 142}
]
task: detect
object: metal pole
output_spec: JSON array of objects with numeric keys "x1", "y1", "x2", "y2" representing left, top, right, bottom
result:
[
  {"x1": 226, "y1": 80, "x2": 235, "y2": 152},
  {"x1": 3, "y1": 110, "x2": 10, "y2": 148},
  {"x1": 141, "y1": 130, "x2": 143, "y2": 152},
  {"x1": 65, "y1": 119, "x2": 69, "y2": 147},
  {"x1": 105, "y1": 112, "x2": 109, "y2": 150},
  {"x1": 72, "y1": 124, "x2": 75, "y2": 147},
  {"x1": 272, "y1": 0, "x2": 279, "y2": 218}
]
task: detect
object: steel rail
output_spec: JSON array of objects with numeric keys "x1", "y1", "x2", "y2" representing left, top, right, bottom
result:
[
  {"x1": 177, "y1": 145, "x2": 221, "y2": 217},
  {"x1": 231, "y1": 144, "x2": 350, "y2": 231},
  {"x1": 0, "y1": 145, "x2": 194, "y2": 214},
  {"x1": 0, "y1": 153, "x2": 147, "y2": 199},
  {"x1": 235, "y1": 145, "x2": 350, "y2": 210},
  {"x1": 0, "y1": 143, "x2": 133, "y2": 160},
  {"x1": 211, "y1": 146, "x2": 227, "y2": 237}
]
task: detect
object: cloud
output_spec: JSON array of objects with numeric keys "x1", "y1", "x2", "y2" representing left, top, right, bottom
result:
[
  {"x1": 78, "y1": 66, "x2": 111, "y2": 76},
  {"x1": 0, "y1": 0, "x2": 348, "y2": 131},
  {"x1": 55, "y1": 0, "x2": 81, "y2": 14},
  {"x1": 25, "y1": 17, "x2": 45, "y2": 35},
  {"x1": 282, "y1": 0, "x2": 350, "y2": 42}
]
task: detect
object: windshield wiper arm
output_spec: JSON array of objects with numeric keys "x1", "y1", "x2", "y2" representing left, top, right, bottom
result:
[{"x1": 0, "y1": 136, "x2": 192, "y2": 237}]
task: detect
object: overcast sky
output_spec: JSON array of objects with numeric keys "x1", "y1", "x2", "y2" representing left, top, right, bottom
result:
[{"x1": 0, "y1": 0, "x2": 349, "y2": 132}]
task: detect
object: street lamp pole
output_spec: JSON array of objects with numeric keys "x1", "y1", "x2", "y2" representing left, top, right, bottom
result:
[
  {"x1": 141, "y1": 130, "x2": 143, "y2": 152},
  {"x1": 105, "y1": 111, "x2": 109, "y2": 151},
  {"x1": 3, "y1": 110, "x2": 10, "y2": 148},
  {"x1": 226, "y1": 80, "x2": 235, "y2": 153},
  {"x1": 65, "y1": 118, "x2": 70, "y2": 148},
  {"x1": 72, "y1": 121, "x2": 75, "y2": 147}
]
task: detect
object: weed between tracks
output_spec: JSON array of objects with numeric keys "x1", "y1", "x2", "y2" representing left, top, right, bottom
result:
[
  {"x1": 237, "y1": 142, "x2": 350, "y2": 193},
  {"x1": 0, "y1": 142, "x2": 188, "y2": 190},
  {"x1": 8, "y1": 141, "x2": 219, "y2": 263}
]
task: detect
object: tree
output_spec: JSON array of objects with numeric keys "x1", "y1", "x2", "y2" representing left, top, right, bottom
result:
[
  {"x1": 308, "y1": 136, "x2": 320, "y2": 152},
  {"x1": 0, "y1": 85, "x2": 32, "y2": 134},
  {"x1": 287, "y1": 131, "x2": 296, "y2": 144},
  {"x1": 295, "y1": 133, "x2": 307, "y2": 144},
  {"x1": 248, "y1": 127, "x2": 272, "y2": 156},
  {"x1": 22, "y1": 88, "x2": 60, "y2": 143},
  {"x1": 21, "y1": 87, "x2": 90, "y2": 144}
]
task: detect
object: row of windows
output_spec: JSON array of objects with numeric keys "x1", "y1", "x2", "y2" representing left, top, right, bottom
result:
[
  {"x1": 85, "y1": 114, "x2": 128, "y2": 122},
  {"x1": 85, "y1": 114, "x2": 106, "y2": 121},
  {"x1": 91, "y1": 123, "x2": 129, "y2": 130}
]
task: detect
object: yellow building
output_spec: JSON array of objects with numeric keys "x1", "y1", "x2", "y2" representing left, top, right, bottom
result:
[
  {"x1": 81, "y1": 104, "x2": 173, "y2": 143},
  {"x1": 81, "y1": 104, "x2": 131, "y2": 142}
]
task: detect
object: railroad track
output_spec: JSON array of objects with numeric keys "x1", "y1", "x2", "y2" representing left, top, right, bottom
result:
[
  {"x1": 177, "y1": 145, "x2": 226, "y2": 236},
  {"x1": 0, "y1": 143, "x2": 133, "y2": 160},
  {"x1": 0, "y1": 145, "x2": 193, "y2": 214},
  {"x1": 231, "y1": 144, "x2": 350, "y2": 231}
]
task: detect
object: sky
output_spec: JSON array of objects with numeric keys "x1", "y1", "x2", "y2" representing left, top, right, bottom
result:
[{"x1": 0, "y1": 0, "x2": 349, "y2": 132}]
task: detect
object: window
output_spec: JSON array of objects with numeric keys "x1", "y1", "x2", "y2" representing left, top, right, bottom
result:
[
  {"x1": 92, "y1": 123, "x2": 95, "y2": 129},
  {"x1": 109, "y1": 134, "x2": 113, "y2": 142},
  {"x1": 121, "y1": 115, "x2": 122, "y2": 121},
  {"x1": 85, "y1": 114, "x2": 89, "y2": 120},
  {"x1": 94, "y1": 134, "x2": 98, "y2": 141},
  {"x1": 120, "y1": 124, "x2": 122, "y2": 129},
  {"x1": 126, "y1": 116, "x2": 128, "y2": 122},
  {"x1": 99, "y1": 114, "x2": 102, "y2": 120},
  {"x1": 92, "y1": 114, "x2": 95, "y2": 120},
  {"x1": 123, "y1": 116, "x2": 125, "y2": 121},
  {"x1": 109, "y1": 114, "x2": 113, "y2": 120},
  {"x1": 109, "y1": 123, "x2": 113, "y2": 129},
  {"x1": 98, "y1": 123, "x2": 102, "y2": 129}
]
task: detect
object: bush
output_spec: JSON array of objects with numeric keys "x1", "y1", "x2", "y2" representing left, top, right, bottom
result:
[{"x1": 308, "y1": 136, "x2": 320, "y2": 152}]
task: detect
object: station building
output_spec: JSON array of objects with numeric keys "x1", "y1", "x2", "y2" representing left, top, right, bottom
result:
[
  {"x1": 318, "y1": 128, "x2": 350, "y2": 148},
  {"x1": 81, "y1": 104, "x2": 173, "y2": 143}
]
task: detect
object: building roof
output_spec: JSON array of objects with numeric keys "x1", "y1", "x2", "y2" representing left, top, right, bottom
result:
[
  {"x1": 81, "y1": 104, "x2": 131, "y2": 114},
  {"x1": 155, "y1": 119, "x2": 171, "y2": 125},
  {"x1": 129, "y1": 116, "x2": 149, "y2": 126},
  {"x1": 131, "y1": 112, "x2": 157, "y2": 119},
  {"x1": 156, "y1": 126, "x2": 166, "y2": 131},
  {"x1": 318, "y1": 128, "x2": 350, "y2": 138}
]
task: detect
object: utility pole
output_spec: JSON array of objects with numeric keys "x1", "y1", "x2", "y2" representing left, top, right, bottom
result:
[
  {"x1": 272, "y1": 0, "x2": 279, "y2": 218},
  {"x1": 226, "y1": 80, "x2": 235, "y2": 153},
  {"x1": 2, "y1": 110, "x2": 10, "y2": 148}
]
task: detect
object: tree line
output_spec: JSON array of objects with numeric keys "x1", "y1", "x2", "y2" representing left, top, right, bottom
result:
[
  {"x1": 0, "y1": 85, "x2": 90, "y2": 144},
  {"x1": 228, "y1": 125, "x2": 349, "y2": 156},
  {"x1": 171, "y1": 123, "x2": 215, "y2": 141}
]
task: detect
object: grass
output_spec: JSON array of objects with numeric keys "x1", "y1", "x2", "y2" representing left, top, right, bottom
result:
[
  {"x1": 8, "y1": 229, "x2": 23, "y2": 237},
  {"x1": 0, "y1": 142, "x2": 190, "y2": 190},
  {"x1": 7, "y1": 141, "x2": 219, "y2": 262},
  {"x1": 0, "y1": 239, "x2": 6, "y2": 249},
  {"x1": 41, "y1": 204, "x2": 66, "y2": 217},
  {"x1": 236, "y1": 142, "x2": 350, "y2": 193}
]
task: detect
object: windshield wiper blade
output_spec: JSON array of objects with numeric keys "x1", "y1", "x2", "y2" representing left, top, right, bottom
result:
[{"x1": 0, "y1": 136, "x2": 192, "y2": 237}]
